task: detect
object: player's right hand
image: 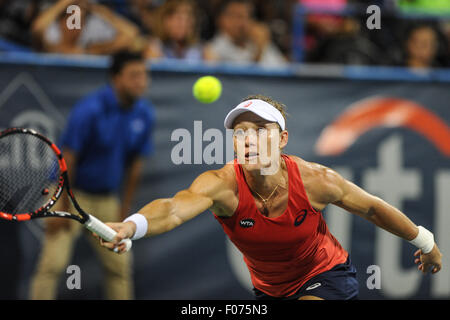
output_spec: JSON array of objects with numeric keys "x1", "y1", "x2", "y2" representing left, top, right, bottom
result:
[{"x1": 96, "y1": 222, "x2": 136, "y2": 254}]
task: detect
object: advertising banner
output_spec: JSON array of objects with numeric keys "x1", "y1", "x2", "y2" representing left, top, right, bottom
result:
[{"x1": 0, "y1": 61, "x2": 448, "y2": 299}]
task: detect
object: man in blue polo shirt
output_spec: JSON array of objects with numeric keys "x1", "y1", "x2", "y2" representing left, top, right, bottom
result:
[{"x1": 30, "y1": 50, "x2": 155, "y2": 300}]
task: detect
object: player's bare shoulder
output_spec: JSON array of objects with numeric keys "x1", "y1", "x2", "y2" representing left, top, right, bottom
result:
[
  {"x1": 290, "y1": 155, "x2": 327, "y2": 178},
  {"x1": 190, "y1": 164, "x2": 234, "y2": 194},
  {"x1": 288, "y1": 155, "x2": 344, "y2": 209},
  {"x1": 206, "y1": 161, "x2": 238, "y2": 217},
  {"x1": 208, "y1": 161, "x2": 237, "y2": 190}
]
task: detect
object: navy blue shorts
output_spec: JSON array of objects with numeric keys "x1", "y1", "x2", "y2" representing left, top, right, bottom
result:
[{"x1": 253, "y1": 256, "x2": 359, "y2": 300}]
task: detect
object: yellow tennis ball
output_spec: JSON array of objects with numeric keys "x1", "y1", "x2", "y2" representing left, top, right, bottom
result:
[{"x1": 193, "y1": 76, "x2": 222, "y2": 104}]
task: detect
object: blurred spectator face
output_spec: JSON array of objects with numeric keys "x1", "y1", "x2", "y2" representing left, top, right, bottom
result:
[
  {"x1": 219, "y1": 2, "x2": 253, "y2": 45},
  {"x1": 113, "y1": 61, "x2": 149, "y2": 101},
  {"x1": 406, "y1": 26, "x2": 438, "y2": 67},
  {"x1": 155, "y1": 0, "x2": 198, "y2": 45},
  {"x1": 164, "y1": 2, "x2": 195, "y2": 42}
]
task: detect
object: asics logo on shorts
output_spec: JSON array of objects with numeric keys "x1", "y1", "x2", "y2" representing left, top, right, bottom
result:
[{"x1": 305, "y1": 283, "x2": 321, "y2": 291}]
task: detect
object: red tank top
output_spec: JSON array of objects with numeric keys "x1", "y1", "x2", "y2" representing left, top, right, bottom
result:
[{"x1": 214, "y1": 155, "x2": 348, "y2": 297}]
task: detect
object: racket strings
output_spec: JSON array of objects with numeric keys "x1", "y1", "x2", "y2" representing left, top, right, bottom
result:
[{"x1": 0, "y1": 133, "x2": 60, "y2": 215}]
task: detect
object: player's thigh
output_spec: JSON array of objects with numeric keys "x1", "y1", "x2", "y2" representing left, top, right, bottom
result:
[{"x1": 298, "y1": 295, "x2": 324, "y2": 300}]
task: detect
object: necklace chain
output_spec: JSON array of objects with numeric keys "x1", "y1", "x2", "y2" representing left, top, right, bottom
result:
[
  {"x1": 248, "y1": 158, "x2": 287, "y2": 206},
  {"x1": 252, "y1": 184, "x2": 280, "y2": 204}
]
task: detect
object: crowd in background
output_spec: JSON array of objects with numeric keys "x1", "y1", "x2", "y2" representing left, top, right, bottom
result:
[{"x1": 1, "y1": 0, "x2": 449, "y2": 69}]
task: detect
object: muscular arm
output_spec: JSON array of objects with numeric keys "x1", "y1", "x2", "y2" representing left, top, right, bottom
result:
[
  {"x1": 308, "y1": 163, "x2": 419, "y2": 240},
  {"x1": 332, "y1": 172, "x2": 418, "y2": 240},
  {"x1": 98, "y1": 166, "x2": 236, "y2": 252},
  {"x1": 304, "y1": 161, "x2": 442, "y2": 273},
  {"x1": 131, "y1": 169, "x2": 233, "y2": 237}
]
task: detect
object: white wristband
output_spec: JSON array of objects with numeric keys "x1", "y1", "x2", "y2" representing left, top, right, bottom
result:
[
  {"x1": 123, "y1": 213, "x2": 148, "y2": 240},
  {"x1": 409, "y1": 226, "x2": 434, "y2": 254}
]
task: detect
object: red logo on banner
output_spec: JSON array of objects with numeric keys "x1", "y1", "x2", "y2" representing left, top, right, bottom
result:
[{"x1": 315, "y1": 97, "x2": 450, "y2": 157}]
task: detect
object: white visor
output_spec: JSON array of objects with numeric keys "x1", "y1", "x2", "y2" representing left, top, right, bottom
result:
[{"x1": 224, "y1": 99, "x2": 286, "y2": 130}]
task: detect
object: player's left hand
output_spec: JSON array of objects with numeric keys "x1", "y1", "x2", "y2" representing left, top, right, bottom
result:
[{"x1": 414, "y1": 244, "x2": 442, "y2": 274}]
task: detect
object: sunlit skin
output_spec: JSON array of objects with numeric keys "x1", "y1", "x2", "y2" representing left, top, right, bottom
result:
[
  {"x1": 232, "y1": 112, "x2": 289, "y2": 198},
  {"x1": 97, "y1": 104, "x2": 443, "y2": 300}
]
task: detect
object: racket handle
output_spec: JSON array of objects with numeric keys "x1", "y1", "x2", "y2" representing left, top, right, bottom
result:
[{"x1": 85, "y1": 214, "x2": 132, "y2": 252}]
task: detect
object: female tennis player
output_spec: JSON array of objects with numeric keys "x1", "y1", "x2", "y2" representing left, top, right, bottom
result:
[{"x1": 99, "y1": 95, "x2": 442, "y2": 300}]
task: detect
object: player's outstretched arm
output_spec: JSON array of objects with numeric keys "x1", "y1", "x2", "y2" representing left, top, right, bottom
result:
[
  {"x1": 309, "y1": 163, "x2": 442, "y2": 274},
  {"x1": 99, "y1": 169, "x2": 229, "y2": 252}
]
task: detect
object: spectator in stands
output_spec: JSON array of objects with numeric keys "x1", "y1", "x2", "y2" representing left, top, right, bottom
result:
[
  {"x1": 197, "y1": 0, "x2": 295, "y2": 59},
  {"x1": 304, "y1": 13, "x2": 385, "y2": 65},
  {"x1": 144, "y1": 0, "x2": 211, "y2": 61},
  {"x1": 251, "y1": 0, "x2": 297, "y2": 60},
  {"x1": 123, "y1": 0, "x2": 159, "y2": 37},
  {"x1": 205, "y1": 0, "x2": 288, "y2": 67},
  {"x1": 130, "y1": 0, "x2": 157, "y2": 35},
  {"x1": 403, "y1": 24, "x2": 441, "y2": 69},
  {"x1": 396, "y1": 0, "x2": 450, "y2": 15},
  {"x1": 30, "y1": 50, "x2": 156, "y2": 300},
  {"x1": 32, "y1": 0, "x2": 141, "y2": 55},
  {"x1": 442, "y1": 21, "x2": 450, "y2": 64},
  {"x1": 0, "y1": 0, "x2": 42, "y2": 49}
]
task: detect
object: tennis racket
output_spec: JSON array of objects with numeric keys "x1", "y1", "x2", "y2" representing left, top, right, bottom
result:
[{"x1": 0, "y1": 127, "x2": 132, "y2": 252}]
